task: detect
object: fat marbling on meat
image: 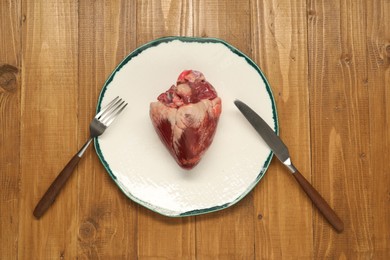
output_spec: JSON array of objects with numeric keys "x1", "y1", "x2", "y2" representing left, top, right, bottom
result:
[{"x1": 150, "y1": 70, "x2": 222, "y2": 169}]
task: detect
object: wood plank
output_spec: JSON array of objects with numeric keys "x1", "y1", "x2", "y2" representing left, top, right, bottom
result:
[
  {"x1": 194, "y1": 0, "x2": 250, "y2": 50},
  {"x1": 18, "y1": 0, "x2": 79, "y2": 258},
  {"x1": 136, "y1": 1, "x2": 196, "y2": 259},
  {"x1": 307, "y1": 0, "x2": 373, "y2": 258},
  {"x1": 138, "y1": 209, "x2": 196, "y2": 259},
  {"x1": 0, "y1": 0, "x2": 21, "y2": 259},
  {"x1": 77, "y1": 1, "x2": 138, "y2": 259},
  {"x1": 251, "y1": 0, "x2": 313, "y2": 258},
  {"x1": 366, "y1": 0, "x2": 390, "y2": 258},
  {"x1": 195, "y1": 199, "x2": 255, "y2": 259},
  {"x1": 194, "y1": 1, "x2": 257, "y2": 259},
  {"x1": 137, "y1": 0, "x2": 193, "y2": 43}
]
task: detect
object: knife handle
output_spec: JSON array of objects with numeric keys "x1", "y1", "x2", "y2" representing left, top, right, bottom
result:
[{"x1": 292, "y1": 170, "x2": 344, "y2": 233}]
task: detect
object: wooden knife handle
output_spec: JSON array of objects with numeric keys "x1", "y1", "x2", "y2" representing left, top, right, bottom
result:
[
  {"x1": 292, "y1": 170, "x2": 344, "y2": 233},
  {"x1": 33, "y1": 154, "x2": 81, "y2": 219}
]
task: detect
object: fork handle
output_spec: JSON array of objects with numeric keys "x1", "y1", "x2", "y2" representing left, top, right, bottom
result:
[{"x1": 33, "y1": 138, "x2": 92, "y2": 219}]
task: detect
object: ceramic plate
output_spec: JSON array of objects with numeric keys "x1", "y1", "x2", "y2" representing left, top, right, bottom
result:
[{"x1": 95, "y1": 36, "x2": 278, "y2": 217}]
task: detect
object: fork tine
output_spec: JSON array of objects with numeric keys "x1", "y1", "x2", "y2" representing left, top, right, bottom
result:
[
  {"x1": 100, "y1": 100, "x2": 127, "y2": 126},
  {"x1": 104, "y1": 102, "x2": 128, "y2": 126},
  {"x1": 96, "y1": 96, "x2": 119, "y2": 118},
  {"x1": 99, "y1": 99, "x2": 124, "y2": 122},
  {"x1": 97, "y1": 98, "x2": 123, "y2": 121}
]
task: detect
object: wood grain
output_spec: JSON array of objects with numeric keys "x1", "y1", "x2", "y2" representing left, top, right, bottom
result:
[
  {"x1": 136, "y1": 0, "x2": 193, "y2": 43},
  {"x1": 251, "y1": 0, "x2": 313, "y2": 258},
  {"x1": 308, "y1": 0, "x2": 373, "y2": 258},
  {"x1": 77, "y1": 1, "x2": 137, "y2": 259},
  {"x1": 366, "y1": 0, "x2": 390, "y2": 259},
  {"x1": 0, "y1": 1, "x2": 21, "y2": 259},
  {"x1": 1, "y1": 0, "x2": 389, "y2": 258},
  {"x1": 18, "y1": 0, "x2": 79, "y2": 258}
]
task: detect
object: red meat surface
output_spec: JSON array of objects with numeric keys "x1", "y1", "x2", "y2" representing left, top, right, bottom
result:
[{"x1": 150, "y1": 70, "x2": 222, "y2": 169}]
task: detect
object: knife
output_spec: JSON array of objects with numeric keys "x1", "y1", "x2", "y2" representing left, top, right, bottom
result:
[{"x1": 234, "y1": 99, "x2": 344, "y2": 233}]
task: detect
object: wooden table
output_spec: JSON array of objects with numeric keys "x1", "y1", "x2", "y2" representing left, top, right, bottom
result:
[{"x1": 1, "y1": 0, "x2": 389, "y2": 259}]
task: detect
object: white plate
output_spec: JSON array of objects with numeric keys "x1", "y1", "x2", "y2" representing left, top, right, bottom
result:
[{"x1": 95, "y1": 37, "x2": 278, "y2": 217}]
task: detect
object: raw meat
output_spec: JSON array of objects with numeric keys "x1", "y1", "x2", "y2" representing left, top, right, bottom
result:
[{"x1": 150, "y1": 70, "x2": 222, "y2": 169}]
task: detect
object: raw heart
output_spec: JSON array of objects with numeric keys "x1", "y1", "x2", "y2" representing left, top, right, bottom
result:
[{"x1": 150, "y1": 70, "x2": 222, "y2": 169}]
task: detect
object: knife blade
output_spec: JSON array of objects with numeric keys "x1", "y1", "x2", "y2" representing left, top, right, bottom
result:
[{"x1": 234, "y1": 99, "x2": 344, "y2": 233}]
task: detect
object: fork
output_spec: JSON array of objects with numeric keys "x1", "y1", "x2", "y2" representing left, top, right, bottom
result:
[{"x1": 33, "y1": 96, "x2": 128, "y2": 219}]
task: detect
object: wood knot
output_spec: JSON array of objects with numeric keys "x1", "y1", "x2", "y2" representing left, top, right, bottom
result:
[
  {"x1": 308, "y1": 10, "x2": 316, "y2": 16},
  {"x1": 363, "y1": 78, "x2": 368, "y2": 86},
  {"x1": 341, "y1": 53, "x2": 352, "y2": 65},
  {"x1": 308, "y1": 9, "x2": 316, "y2": 21},
  {"x1": 78, "y1": 220, "x2": 97, "y2": 242},
  {"x1": 0, "y1": 64, "x2": 18, "y2": 93},
  {"x1": 257, "y1": 213, "x2": 263, "y2": 220},
  {"x1": 386, "y1": 44, "x2": 390, "y2": 57}
]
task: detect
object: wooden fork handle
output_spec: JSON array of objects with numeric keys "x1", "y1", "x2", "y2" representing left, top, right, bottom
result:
[
  {"x1": 33, "y1": 154, "x2": 80, "y2": 219},
  {"x1": 292, "y1": 170, "x2": 344, "y2": 233}
]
